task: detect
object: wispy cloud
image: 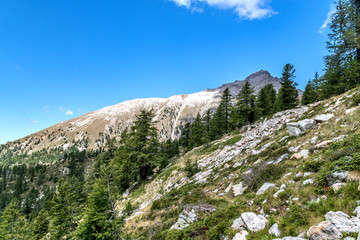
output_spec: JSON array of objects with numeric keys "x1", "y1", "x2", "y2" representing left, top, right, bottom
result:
[
  {"x1": 319, "y1": 4, "x2": 336, "y2": 34},
  {"x1": 32, "y1": 120, "x2": 39, "y2": 124},
  {"x1": 170, "y1": 0, "x2": 277, "y2": 20},
  {"x1": 65, "y1": 110, "x2": 74, "y2": 115}
]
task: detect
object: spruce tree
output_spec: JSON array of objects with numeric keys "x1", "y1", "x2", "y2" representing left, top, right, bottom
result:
[
  {"x1": 256, "y1": 84, "x2": 276, "y2": 117},
  {"x1": 0, "y1": 201, "x2": 30, "y2": 240},
  {"x1": 302, "y1": 80, "x2": 317, "y2": 105},
  {"x1": 189, "y1": 113, "x2": 206, "y2": 148},
  {"x1": 210, "y1": 88, "x2": 232, "y2": 139},
  {"x1": 232, "y1": 81, "x2": 256, "y2": 126},
  {"x1": 275, "y1": 64, "x2": 299, "y2": 111},
  {"x1": 126, "y1": 109, "x2": 160, "y2": 181}
]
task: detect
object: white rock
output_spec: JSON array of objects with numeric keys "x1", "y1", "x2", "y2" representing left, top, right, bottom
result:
[
  {"x1": 303, "y1": 179, "x2": 314, "y2": 185},
  {"x1": 298, "y1": 119, "x2": 317, "y2": 131},
  {"x1": 304, "y1": 172, "x2": 312, "y2": 177},
  {"x1": 286, "y1": 123, "x2": 302, "y2": 136},
  {"x1": 299, "y1": 149, "x2": 310, "y2": 159},
  {"x1": 331, "y1": 183, "x2": 347, "y2": 191},
  {"x1": 307, "y1": 221, "x2": 343, "y2": 240},
  {"x1": 256, "y1": 182, "x2": 276, "y2": 195},
  {"x1": 314, "y1": 113, "x2": 334, "y2": 122},
  {"x1": 354, "y1": 206, "x2": 360, "y2": 218},
  {"x1": 232, "y1": 217, "x2": 245, "y2": 231},
  {"x1": 269, "y1": 223, "x2": 281, "y2": 237},
  {"x1": 296, "y1": 172, "x2": 303, "y2": 178},
  {"x1": 241, "y1": 212, "x2": 268, "y2": 232},
  {"x1": 232, "y1": 230, "x2": 249, "y2": 240},
  {"x1": 233, "y1": 182, "x2": 248, "y2": 196},
  {"x1": 225, "y1": 183, "x2": 233, "y2": 193},
  {"x1": 273, "y1": 189, "x2": 285, "y2": 198},
  {"x1": 332, "y1": 171, "x2": 348, "y2": 181},
  {"x1": 325, "y1": 211, "x2": 357, "y2": 234},
  {"x1": 310, "y1": 136, "x2": 318, "y2": 145}
]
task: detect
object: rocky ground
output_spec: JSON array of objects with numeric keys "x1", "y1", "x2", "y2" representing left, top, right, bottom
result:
[{"x1": 118, "y1": 88, "x2": 360, "y2": 239}]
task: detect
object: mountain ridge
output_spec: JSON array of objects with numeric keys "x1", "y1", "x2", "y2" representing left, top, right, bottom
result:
[{"x1": 0, "y1": 70, "x2": 301, "y2": 159}]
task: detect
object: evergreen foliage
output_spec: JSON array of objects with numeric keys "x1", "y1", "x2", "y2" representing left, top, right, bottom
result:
[
  {"x1": 274, "y1": 64, "x2": 299, "y2": 111},
  {"x1": 256, "y1": 84, "x2": 277, "y2": 116}
]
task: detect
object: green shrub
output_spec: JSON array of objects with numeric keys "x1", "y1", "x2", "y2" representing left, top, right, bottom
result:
[
  {"x1": 303, "y1": 159, "x2": 323, "y2": 172},
  {"x1": 352, "y1": 92, "x2": 360, "y2": 106},
  {"x1": 184, "y1": 160, "x2": 200, "y2": 178},
  {"x1": 243, "y1": 163, "x2": 286, "y2": 191}
]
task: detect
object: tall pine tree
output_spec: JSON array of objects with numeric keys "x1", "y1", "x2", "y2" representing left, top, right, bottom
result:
[
  {"x1": 210, "y1": 88, "x2": 232, "y2": 139},
  {"x1": 274, "y1": 64, "x2": 299, "y2": 112}
]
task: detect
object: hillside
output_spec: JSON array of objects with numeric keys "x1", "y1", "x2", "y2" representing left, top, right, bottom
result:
[
  {"x1": 0, "y1": 70, "x2": 291, "y2": 163},
  {"x1": 115, "y1": 88, "x2": 360, "y2": 239}
]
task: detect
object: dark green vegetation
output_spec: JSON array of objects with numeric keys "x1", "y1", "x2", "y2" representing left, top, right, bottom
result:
[{"x1": 0, "y1": 0, "x2": 359, "y2": 239}]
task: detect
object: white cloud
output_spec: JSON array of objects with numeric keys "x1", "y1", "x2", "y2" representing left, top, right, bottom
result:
[
  {"x1": 65, "y1": 110, "x2": 74, "y2": 115},
  {"x1": 59, "y1": 106, "x2": 64, "y2": 112},
  {"x1": 32, "y1": 120, "x2": 38, "y2": 124},
  {"x1": 170, "y1": 0, "x2": 276, "y2": 19},
  {"x1": 319, "y1": 4, "x2": 336, "y2": 33}
]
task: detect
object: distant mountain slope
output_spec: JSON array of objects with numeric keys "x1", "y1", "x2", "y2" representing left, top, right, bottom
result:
[{"x1": 0, "y1": 70, "x2": 300, "y2": 158}]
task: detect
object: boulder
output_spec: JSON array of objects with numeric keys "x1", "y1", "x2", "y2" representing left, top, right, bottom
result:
[
  {"x1": 314, "y1": 113, "x2": 334, "y2": 122},
  {"x1": 241, "y1": 212, "x2": 268, "y2": 232},
  {"x1": 315, "y1": 140, "x2": 334, "y2": 149},
  {"x1": 256, "y1": 182, "x2": 276, "y2": 195},
  {"x1": 232, "y1": 217, "x2": 245, "y2": 231},
  {"x1": 291, "y1": 153, "x2": 303, "y2": 160},
  {"x1": 298, "y1": 119, "x2": 317, "y2": 131},
  {"x1": 330, "y1": 183, "x2": 347, "y2": 192},
  {"x1": 307, "y1": 221, "x2": 343, "y2": 240},
  {"x1": 269, "y1": 223, "x2": 281, "y2": 237},
  {"x1": 232, "y1": 230, "x2": 249, "y2": 240},
  {"x1": 325, "y1": 211, "x2": 357, "y2": 234},
  {"x1": 233, "y1": 182, "x2": 247, "y2": 196},
  {"x1": 353, "y1": 206, "x2": 360, "y2": 218},
  {"x1": 287, "y1": 123, "x2": 302, "y2": 136},
  {"x1": 299, "y1": 149, "x2": 310, "y2": 159}
]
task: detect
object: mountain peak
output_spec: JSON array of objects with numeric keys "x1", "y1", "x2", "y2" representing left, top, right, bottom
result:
[{"x1": 205, "y1": 70, "x2": 281, "y2": 96}]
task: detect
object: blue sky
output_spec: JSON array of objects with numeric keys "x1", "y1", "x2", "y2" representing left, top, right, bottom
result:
[{"x1": 0, "y1": 0, "x2": 333, "y2": 144}]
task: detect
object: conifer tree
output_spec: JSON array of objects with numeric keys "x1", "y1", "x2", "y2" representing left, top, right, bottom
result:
[
  {"x1": 189, "y1": 113, "x2": 206, "y2": 148},
  {"x1": 0, "y1": 201, "x2": 30, "y2": 239},
  {"x1": 210, "y1": 88, "x2": 232, "y2": 139},
  {"x1": 274, "y1": 64, "x2": 299, "y2": 111},
  {"x1": 125, "y1": 109, "x2": 160, "y2": 181},
  {"x1": 302, "y1": 80, "x2": 317, "y2": 105},
  {"x1": 232, "y1": 81, "x2": 257, "y2": 126},
  {"x1": 75, "y1": 176, "x2": 122, "y2": 240},
  {"x1": 256, "y1": 84, "x2": 276, "y2": 117}
]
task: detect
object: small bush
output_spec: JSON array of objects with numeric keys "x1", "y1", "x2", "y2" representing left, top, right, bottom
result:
[
  {"x1": 352, "y1": 92, "x2": 360, "y2": 106},
  {"x1": 184, "y1": 160, "x2": 200, "y2": 178}
]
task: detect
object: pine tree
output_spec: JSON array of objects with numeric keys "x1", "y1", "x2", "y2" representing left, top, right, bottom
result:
[
  {"x1": 189, "y1": 113, "x2": 206, "y2": 148},
  {"x1": 210, "y1": 88, "x2": 232, "y2": 139},
  {"x1": 0, "y1": 201, "x2": 30, "y2": 239},
  {"x1": 180, "y1": 122, "x2": 192, "y2": 149},
  {"x1": 302, "y1": 80, "x2": 317, "y2": 105},
  {"x1": 75, "y1": 176, "x2": 122, "y2": 240},
  {"x1": 275, "y1": 64, "x2": 299, "y2": 111},
  {"x1": 232, "y1": 81, "x2": 257, "y2": 126},
  {"x1": 125, "y1": 109, "x2": 160, "y2": 181},
  {"x1": 256, "y1": 84, "x2": 276, "y2": 117}
]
